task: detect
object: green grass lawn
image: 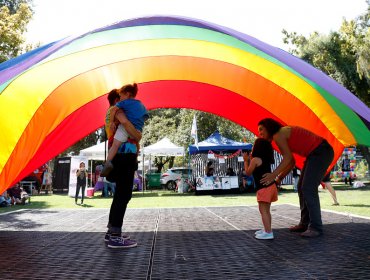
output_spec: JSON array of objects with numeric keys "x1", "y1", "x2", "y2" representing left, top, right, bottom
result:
[{"x1": 1, "y1": 183, "x2": 370, "y2": 218}]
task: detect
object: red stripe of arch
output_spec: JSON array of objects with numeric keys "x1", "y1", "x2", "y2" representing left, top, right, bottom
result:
[{"x1": 11, "y1": 80, "x2": 283, "y2": 185}]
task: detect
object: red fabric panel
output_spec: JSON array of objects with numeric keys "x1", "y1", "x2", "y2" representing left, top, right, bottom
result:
[
  {"x1": 10, "y1": 80, "x2": 316, "y2": 188},
  {"x1": 10, "y1": 97, "x2": 108, "y2": 186}
]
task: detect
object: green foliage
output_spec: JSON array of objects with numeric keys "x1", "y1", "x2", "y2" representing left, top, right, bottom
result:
[
  {"x1": 0, "y1": 0, "x2": 33, "y2": 14},
  {"x1": 282, "y1": 2, "x2": 370, "y2": 107},
  {"x1": 0, "y1": 1, "x2": 32, "y2": 63},
  {"x1": 354, "y1": 159, "x2": 369, "y2": 179},
  {"x1": 142, "y1": 109, "x2": 179, "y2": 146},
  {"x1": 141, "y1": 108, "x2": 255, "y2": 172},
  {"x1": 143, "y1": 109, "x2": 254, "y2": 148}
]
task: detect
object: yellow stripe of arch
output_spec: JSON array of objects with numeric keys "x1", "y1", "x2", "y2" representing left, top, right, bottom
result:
[{"x1": 0, "y1": 39, "x2": 355, "y2": 167}]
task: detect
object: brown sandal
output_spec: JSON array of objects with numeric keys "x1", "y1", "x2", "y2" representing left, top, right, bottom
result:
[
  {"x1": 289, "y1": 224, "x2": 307, "y2": 232},
  {"x1": 300, "y1": 229, "x2": 321, "y2": 238}
]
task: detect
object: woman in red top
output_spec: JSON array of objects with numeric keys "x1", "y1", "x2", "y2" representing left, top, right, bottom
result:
[{"x1": 257, "y1": 118, "x2": 334, "y2": 238}]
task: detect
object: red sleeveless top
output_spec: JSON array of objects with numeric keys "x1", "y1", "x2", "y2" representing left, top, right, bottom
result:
[{"x1": 287, "y1": 126, "x2": 324, "y2": 157}]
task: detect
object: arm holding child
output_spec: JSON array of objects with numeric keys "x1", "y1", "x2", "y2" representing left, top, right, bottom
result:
[{"x1": 115, "y1": 109, "x2": 142, "y2": 141}]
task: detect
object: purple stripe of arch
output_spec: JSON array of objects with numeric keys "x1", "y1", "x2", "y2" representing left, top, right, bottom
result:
[
  {"x1": 0, "y1": 36, "x2": 80, "y2": 85},
  {"x1": 0, "y1": 42, "x2": 55, "y2": 72},
  {"x1": 92, "y1": 15, "x2": 224, "y2": 34}
]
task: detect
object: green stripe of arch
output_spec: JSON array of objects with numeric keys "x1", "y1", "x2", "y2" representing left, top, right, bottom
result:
[
  {"x1": 310, "y1": 83, "x2": 370, "y2": 145},
  {"x1": 0, "y1": 81, "x2": 10, "y2": 93}
]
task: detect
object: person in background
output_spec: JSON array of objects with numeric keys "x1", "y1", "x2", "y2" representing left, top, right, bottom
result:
[
  {"x1": 226, "y1": 167, "x2": 236, "y2": 176},
  {"x1": 205, "y1": 161, "x2": 214, "y2": 177},
  {"x1": 75, "y1": 162, "x2": 88, "y2": 205},
  {"x1": 257, "y1": 118, "x2": 334, "y2": 238},
  {"x1": 103, "y1": 178, "x2": 116, "y2": 197},
  {"x1": 41, "y1": 165, "x2": 52, "y2": 194},
  {"x1": 0, "y1": 190, "x2": 12, "y2": 207},
  {"x1": 8, "y1": 184, "x2": 28, "y2": 205},
  {"x1": 243, "y1": 138, "x2": 277, "y2": 240},
  {"x1": 341, "y1": 154, "x2": 352, "y2": 185},
  {"x1": 133, "y1": 171, "x2": 142, "y2": 191}
]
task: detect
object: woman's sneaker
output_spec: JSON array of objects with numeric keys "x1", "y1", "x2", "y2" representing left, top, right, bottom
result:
[
  {"x1": 104, "y1": 232, "x2": 130, "y2": 242},
  {"x1": 108, "y1": 236, "x2": 137, "y2": 249},
  {"x1": 255, "y1": 229, "x2": 264, "y2": 235},
  {"x1": 255, "y1": 231, "x2": 274, "y2": 240}
]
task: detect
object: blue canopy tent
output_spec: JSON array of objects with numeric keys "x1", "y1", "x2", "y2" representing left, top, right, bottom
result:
[
  {"x1": 188, "y1": 131, "x2": 292, "y2": 191},
  {"x1": 189, "y1": 131, "x2": 252, "y2": 154},
  {"x1": 188, "y1": 131, "x2": 252, "y2": 184}
]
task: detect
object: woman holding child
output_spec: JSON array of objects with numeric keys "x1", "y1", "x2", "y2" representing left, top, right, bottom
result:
[{"x1": 103, "y1": 83, "x2": 148, "y2": 249}]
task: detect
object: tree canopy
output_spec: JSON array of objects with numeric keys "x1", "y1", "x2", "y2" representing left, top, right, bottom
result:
[
  {"x1": 282, "y1": 0, "x2": 370, "y2": 107},
  {"x1": 0, "y1": 0, "x2": 32, "y2": 63}
]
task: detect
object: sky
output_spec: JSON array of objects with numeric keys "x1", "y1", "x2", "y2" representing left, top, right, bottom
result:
[{"x1": 26, "y1": 0, "x2": 368, "y2": 50}]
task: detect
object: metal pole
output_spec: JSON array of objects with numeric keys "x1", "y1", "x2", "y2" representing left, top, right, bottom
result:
[
  {"x1": 90, "y1": 160, "x2": 93, "y2": 188},
  {"x1": 142, "y1": 152, "x2": 145, "y2": 194}
]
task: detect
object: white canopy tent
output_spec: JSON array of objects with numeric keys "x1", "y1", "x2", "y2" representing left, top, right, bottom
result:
[
  {"x1": 79, "y1": 138, "x2": 184, "y2": 191},
  {"x1": 79, "y1": 141, "x2": 150, "y2": 169},
  {"x1": 79, "y1": 138, "x2": 184, "y2": 159},
  {"x1": 143, "y1": 137, "x2": 184, "y2": 156},
  {"x1": 141, "y1": 138, "x2": 185, "y2": 183},
  {"x1": 79, "y1": 142, "x2": 108, "y2": 160}
]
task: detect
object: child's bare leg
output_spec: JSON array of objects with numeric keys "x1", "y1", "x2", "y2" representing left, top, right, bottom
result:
[
  {"x1": 325, "y1": 183, "x2": 339, "y2": 205},
  {"x1": 259, "y1": 202, "x2": 272, "y2": 233},
  {"x1": 106, "y1": 139, "x2": 122, "y2": 162}
]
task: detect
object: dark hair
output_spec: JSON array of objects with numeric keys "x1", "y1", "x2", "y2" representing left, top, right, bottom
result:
[
  {"x1": 251, "y1": 138, "x2": 274, "y2": 164},
  {"x1": 258, "y1": 118, "x2": 283, "y2": 138},
  {"x1": 120, "y1": 83, "x2": 138, "y2": 98},
  {"x1": 207, "y1": 161, "x2": 213, "y2": 167},
  {"x1": 107, "y1": 89, "x2": 119, "y2": 106}
]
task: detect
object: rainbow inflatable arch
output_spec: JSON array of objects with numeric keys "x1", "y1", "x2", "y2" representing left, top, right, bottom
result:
[{"x1": 0, "y1": 16, "x2": 369, "y2": 192}]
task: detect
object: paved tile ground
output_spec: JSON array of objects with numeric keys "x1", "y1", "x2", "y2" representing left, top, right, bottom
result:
[{"x1": 0, "y1": 204, "x2": 370, "y2": 279}]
